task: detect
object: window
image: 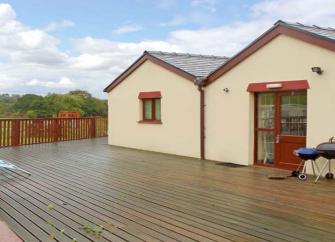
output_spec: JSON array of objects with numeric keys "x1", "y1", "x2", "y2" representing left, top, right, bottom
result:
[
  {"x1": 138, "y1": 91, "x2": 162, "y2": 123},
  {"x1": 143, "y1": 98, "x2": 161, "y2": 121}
]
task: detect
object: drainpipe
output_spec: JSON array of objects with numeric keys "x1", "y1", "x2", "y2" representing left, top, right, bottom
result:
[{"x1": 194, "y1": 77, "x2": 206, "y2": 160}]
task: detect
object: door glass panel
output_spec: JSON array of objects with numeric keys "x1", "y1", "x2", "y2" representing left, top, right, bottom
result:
[
  {"x1": 257, "y1": 131, "x2": 275, "y2": 165},
  {"x1": 281, "y1": 95, "x2": 307, "y2": 136},
  {"x1": 257, "y1": 93, "x2": 275, "y2": 129}
]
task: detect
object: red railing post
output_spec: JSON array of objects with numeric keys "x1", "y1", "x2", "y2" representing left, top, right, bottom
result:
[
  {"x1": 0, "y1": 116, "x2": 107, "y2": 148},
  {"x1": 11, "y1": 120, "x2": 20, "y2": 146},
  {"x1": 90, "y1": 118, "x2": 96, "y2": 138},
  {"x1": 53, "y1": 119, "x2": 60, "y2": 142}
]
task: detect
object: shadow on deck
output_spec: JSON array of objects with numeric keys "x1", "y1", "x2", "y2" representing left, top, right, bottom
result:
[{"x1": 0, "y1": 138, "x2": 334, "y2": 242}]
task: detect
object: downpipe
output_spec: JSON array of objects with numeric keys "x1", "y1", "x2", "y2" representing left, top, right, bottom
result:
[{"x1": 195, "y1": 77, "x2": 206, "y2": 160}]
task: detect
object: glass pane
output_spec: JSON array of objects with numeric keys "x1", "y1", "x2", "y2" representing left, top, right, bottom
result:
[
  {"x1": 281, "y1": 95, "x2": 307, "y2": 136},
  {"x1": 143, "y1": 99, "x2": 152, "y2": 119},
  {"x1": 257, "y1": 131, "x2": 275, "y2": 165},
  {"x1": 155, "y1": 99, "x2": 161, "y2": 120},
  {"x1": 257, "y1": 93, "x2": 275, "y2": 129}
]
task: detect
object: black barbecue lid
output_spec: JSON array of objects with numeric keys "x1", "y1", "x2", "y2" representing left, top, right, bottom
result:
[{"x1": 317, "y1": 143, "x2": 335, "y2": 151}]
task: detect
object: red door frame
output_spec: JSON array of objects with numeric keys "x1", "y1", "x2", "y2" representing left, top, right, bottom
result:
[{"x1": 254, "y1": 91, "x2": 307, "y2": 169}]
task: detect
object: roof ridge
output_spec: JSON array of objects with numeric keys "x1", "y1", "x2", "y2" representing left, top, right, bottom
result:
[
  {"x1": 276, "y1": 20, "x2": 335, "y2": 32},
  {"x1": 146, "y1": 50, "x2": 229, "y2": 59}
]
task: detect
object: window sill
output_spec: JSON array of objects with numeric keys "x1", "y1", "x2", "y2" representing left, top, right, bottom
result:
[{"x1": 138, "y1": 120, "x2": 162, "y2": 124}]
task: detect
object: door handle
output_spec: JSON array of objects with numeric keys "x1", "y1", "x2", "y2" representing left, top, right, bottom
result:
[{"x1": 275, "y1": 134, "x2": 280, "y2": 143}]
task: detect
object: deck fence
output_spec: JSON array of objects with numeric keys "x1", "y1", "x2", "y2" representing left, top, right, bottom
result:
[{"x1": 0, "y1": 117, "x2": 107, "y2": 148}]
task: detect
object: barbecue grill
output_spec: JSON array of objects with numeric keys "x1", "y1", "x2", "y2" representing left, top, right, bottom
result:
[
  {"x1": 315, "y1": 137, "x2": 335, "y2": 183},
  {"x1": 293, "y1": 148, "x2": 320, "y2": 180}
]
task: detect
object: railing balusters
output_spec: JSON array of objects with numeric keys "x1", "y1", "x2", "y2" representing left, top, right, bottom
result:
[
  {"x1": 0, "y1": 120, "x2": 2, "y2": 146},
  {"x1": 0, "y1": 117, "x2": 107, "y2": 148}
]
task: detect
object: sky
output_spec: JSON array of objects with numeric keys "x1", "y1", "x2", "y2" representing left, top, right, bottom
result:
[{"x1": 0, "y1": 0, "x2": 335, "y2": 98}]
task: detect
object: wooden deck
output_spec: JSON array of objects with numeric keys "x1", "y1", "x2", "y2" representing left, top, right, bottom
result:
[{"x1": 0, "y1": 138, "x2": 334, "y2": 242}]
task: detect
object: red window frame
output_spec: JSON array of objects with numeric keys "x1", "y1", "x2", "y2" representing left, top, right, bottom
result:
[
  {"x1": 138, "y1": 91, "x2": 162, "y2": 124},
  {"x1": 142, "y1": 98, "x2": 160, "y2": 121}
]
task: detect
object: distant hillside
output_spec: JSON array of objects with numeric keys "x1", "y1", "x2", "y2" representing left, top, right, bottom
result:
[{"x1": 0, "y1": 90, "x2": 107, "y2": 118}]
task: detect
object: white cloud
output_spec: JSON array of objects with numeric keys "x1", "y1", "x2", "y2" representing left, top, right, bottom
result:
[
  {"x1": 169, "y1": 0, "x2": 335, "y2": 56},
  {"x1": 10, "y1": 49, "x2": 68, "y2": 65},
  {"x1": 26, "y1": 77, "x2": 75, "y2": 88},
  {"x1": 26, "y1": 79, "x2": 43, "y2": 86},
  {"x1": 71, "y1": 36, "x2": 182, "y2": 70},
  {"x1": 0, "y1": 3, "x2": 16, "y2": 24},
  {"x1": 0, "y1": 1, "x2": 335, "y2": 97},
  {"x1": 44, "y1": 20, "x2": 75, "y2": 32},
  {"x1": 16, "y1": 30, "x2": 60, "y2": 52},
  {"x1": 0, "y1": 4, "x2": 64, "y2": 66},
  {"x1": 58, "y1": 77, "x2": 75, "y2": 87},
  {"x1": 251, "y1": 0, "x2": 335, "y2": 25},
  {"x1": 71, "y1": 53, "x2": 109, "y2": 70},
  {"x1": 112, "y1": 24, "x2": 143, "y2": 35},
  {"x1": 0, "y1": 2, "x2": 181, "y2": 96},
  {"x1": 169, "y1": 20, "x2": 271, "y2": 56}
]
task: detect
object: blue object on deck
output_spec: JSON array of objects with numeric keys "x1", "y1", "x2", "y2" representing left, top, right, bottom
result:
[
  {"x1": 0, "y1": 160, "x2": 30, "y2": 175},
  {"x1": 293, "y1": 148, "x2": 320, "y2": 181},
  {"x1": 294, "y1": 148, "x2": 320, "y2": 160}
]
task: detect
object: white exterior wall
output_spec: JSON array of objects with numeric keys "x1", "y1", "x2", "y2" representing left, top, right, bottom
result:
[
  {"x1": 205, "y1": 35, "x2": 335, "y2": 169},
  {"x1": 108, "y1": 60, "x2": 200, "y2": 158}
]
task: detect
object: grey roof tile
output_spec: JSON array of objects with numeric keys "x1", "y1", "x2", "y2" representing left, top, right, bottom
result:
[
  {"x1": 276, "y1": 20, "x2": 335, "y2": 41},
  {"x1": 147, "y1": 51, "x2": 229, "y2": 78}
]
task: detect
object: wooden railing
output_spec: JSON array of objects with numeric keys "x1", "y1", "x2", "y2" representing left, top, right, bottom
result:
[{"x1": 0, "y1": 117, "x2": 108, "y2": 148}]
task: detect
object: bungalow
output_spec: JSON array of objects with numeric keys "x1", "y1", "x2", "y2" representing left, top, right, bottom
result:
[{"x1": 104, "y1": 20, "x2": 335, "y2": 172}]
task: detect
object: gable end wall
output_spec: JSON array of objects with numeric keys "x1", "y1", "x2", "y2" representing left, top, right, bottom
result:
[{"x1": 108, "y1": 60, "x2": 200, "y2": 158}]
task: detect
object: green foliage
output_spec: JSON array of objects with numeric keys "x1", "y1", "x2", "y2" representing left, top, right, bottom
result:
[
  {"x1": 68, "y1": 89, "x2": 92, "y2": 98},
  {"x1": 0, "y1": 94, "x2": 20, "y2": 118},
  {"x1": 0, "y1": 90, "x2": 107, "y2": 118},
  {"x1": 81, "y1": 97, "x2": 108, "y2": 117},
  {"x1": 30, "y1": 98, "x2": 54, "y2": 118},
  {"x1": 13, "y1": 94, "x2": 42, "y2": 113},
  {"x1": 47, "y1": 202, "x2": 54, "y2": 210},
  {"x1": 80, "y1": 224, "x2": 104, "y2": 238}
]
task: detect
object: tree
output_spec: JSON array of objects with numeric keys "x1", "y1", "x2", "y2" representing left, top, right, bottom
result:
[
  {"x1": 81, "y1": 97, "x2": 107, "y2": 117},
  {"x1": 0, "y1": 94, "x2": 20, "y2": 118},
  {"x1": 0, "y1": 90, "x2": 107, "y2": 118},
  {"x1": 13, "y1": 94, "x2": 43, "y2": 115},
  {"x1": 45, "y1": 93, "x2": 84, "y2": 115},
  {"x1": 29, "y1": 99, "x2": 53, "y2": 118},
  {"x1": 68, "y1": 90, "x2": 92, "y2": 99}
]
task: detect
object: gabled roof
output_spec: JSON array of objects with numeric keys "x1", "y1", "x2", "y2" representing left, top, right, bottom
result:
[
  {"x1": 147, "y1": 51, "x2": 229, "y2": 78},
  {"x1": 207, "y1": 20, "x2": 335, "y2": 84},
  {"x1": 104, "y1": 51, "x2": 228, "y2": 92},
  {"x1": 105, "y1": 20, "x2": 335, "y2": 92},
  {"x1": 279, "y1": 21, "x2": 335, "y2": 41}
]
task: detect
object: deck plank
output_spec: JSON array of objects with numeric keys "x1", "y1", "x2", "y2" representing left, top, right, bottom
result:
[
  {"x1": 0, "y1": 138, "x2": 335, "y2": 241},
  {"x1": 14, "y1": 161, "x2": 303, "y2": 241}
]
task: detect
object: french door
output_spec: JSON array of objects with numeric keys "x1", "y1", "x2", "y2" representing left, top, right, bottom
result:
[{"x1": 255, "y1": 91, "x2": 307, "y2": 169}]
